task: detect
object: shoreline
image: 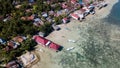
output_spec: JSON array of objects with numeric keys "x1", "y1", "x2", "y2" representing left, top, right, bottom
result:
[
  {"x1": 87, "y1": 0, "x2": 119, "y2": 19},
  {"x1": 46, "y1": 0, "x2": 118, "y2": 49},
  {"x1": 32, "y1": 0, "x2": 118, "y2": 68}
]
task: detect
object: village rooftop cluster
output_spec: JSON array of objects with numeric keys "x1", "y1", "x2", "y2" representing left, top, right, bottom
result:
[{"x1": 0, "y1": 0, "x2": 107, "y2": 68}]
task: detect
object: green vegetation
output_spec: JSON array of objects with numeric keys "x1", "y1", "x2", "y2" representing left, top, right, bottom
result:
[
  {"x1": 0, "y1": 0, "x2": 65, "y2": 39},
  {"x1": 0, "y1": 0, "x2": 66, "y2": 65},
  {"x1": 38, "y1": 23, "x2": 53, "y2": 36},
  {"x1": 0, "y1": 37, "x2": 37, "y2": 64},
  {"x1": 0, "y1": 0, "x2": 106, "y2": 66},
  {"x1": 0, "y1": 0, "x2": 14, "y2": 15}
]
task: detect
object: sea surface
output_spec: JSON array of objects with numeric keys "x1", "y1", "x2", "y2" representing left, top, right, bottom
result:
[{"x1": 106, "y1": 0, "x2": 120, "y2": 24}]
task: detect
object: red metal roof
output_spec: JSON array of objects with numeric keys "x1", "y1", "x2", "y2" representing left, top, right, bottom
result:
[
  {"x1": 33, "y1": 35, "x2": 62, "y2": 51},
  {"x1": 33, "y1": 35, "x2": 49, "y2": 45},
  {"x1": 70, "y1": 13, "x2": 79, "y2": 20},
  {"x1": 71, "y1": 14, "x2": 79, "y2": 18},
  {"x1": 49, "y1": 42, "x2": 61, "y2": 51},
  {"x1": 71, "y1": 0, "x2": 77, "y2": 4}
]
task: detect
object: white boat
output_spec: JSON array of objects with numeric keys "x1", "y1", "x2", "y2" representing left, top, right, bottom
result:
[
  {"x1": 68, "y1": 39, "x2": 76, "y2": 43},
  {"x1": 66, "y1": 47, "x2": 75, "y2": 51}
]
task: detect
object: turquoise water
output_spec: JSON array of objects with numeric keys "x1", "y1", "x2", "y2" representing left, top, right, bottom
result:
[{"x1": 106, "y1": 0, "x2": 120, "y2": 24}]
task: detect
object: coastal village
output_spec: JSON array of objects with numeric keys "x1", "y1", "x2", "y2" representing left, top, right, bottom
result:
[{"x1": 0, "y1": 0, "x2": 108, "y2": 68}]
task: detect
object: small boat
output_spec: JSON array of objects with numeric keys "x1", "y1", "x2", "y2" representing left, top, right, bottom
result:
[
  {"x1": 66, "y1": 47, "x2": 75, "y2": 51},
  {"x1": 68, "y1": 39, "x2": 76, "y2": 43}
]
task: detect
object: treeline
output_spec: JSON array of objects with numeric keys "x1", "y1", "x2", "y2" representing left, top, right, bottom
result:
[{"x1": 0, "y1": 0, "x2": 66, "y2": 39}]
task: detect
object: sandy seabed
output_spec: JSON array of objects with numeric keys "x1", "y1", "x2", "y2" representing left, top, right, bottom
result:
[{"x1": 32, "y1": 0, "x2": 119, "y2": 68}]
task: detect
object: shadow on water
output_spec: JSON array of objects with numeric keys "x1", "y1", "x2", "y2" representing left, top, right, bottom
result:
[{"x1": 104, "y1": 0, "x2": 120, "y2": 25}]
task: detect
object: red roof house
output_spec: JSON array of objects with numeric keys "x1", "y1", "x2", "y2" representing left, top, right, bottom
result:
[
  {"x1": 33, "y1": 18, "x2": 44, "y2": 26},
  {"x1": 70, "y1": 13, "x2": 80, "y2": 20},
  {"x1": 21, "y1": 15, "x2": 34, "y2": 21},
  {"x1": 49, "y1": 42, "x2": 61, "y2": 51},
  {"x1": 32, "y1": 35, "x2": 49, "y2": 46},
  {"x1": 71, "y1": 0, "x2": 77, "y2": 4},
  {"x1": 33, "y1": 35, "x2": 62, "y2": 51}
]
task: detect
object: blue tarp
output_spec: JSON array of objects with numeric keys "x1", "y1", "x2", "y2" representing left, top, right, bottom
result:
[
  {"x1": 79, "y1": 0, "x2": 83, "y2": 4},
  {"x1": 0, "y1": 38, "x2": 6, "y2": 44},
  {"x1": 29, "y1": 0, "x2": 34, "y2": 3}
]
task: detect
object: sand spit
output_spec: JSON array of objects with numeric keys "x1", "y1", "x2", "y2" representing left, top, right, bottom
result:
[{"x1": 32, "y1": 0, "x2": 119, "y2": 68}]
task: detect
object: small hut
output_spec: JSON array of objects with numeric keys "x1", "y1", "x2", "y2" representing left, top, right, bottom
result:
[
  {"x1": 38, "y1": 32, "x2": 45, "y2": 37},
  {"x1": 70, "y1": 13, "x2": 80, "y2": 20},
  {"x1": 52, "y1": 24, "x2": 61, "y2": 31},
  {"x1": 6, "y1": 60, "x2": 21, "y2": 68},
  {"x1": 5, "y1": 41, "x2": 20, "y2": 51},
  {"x1": 13, "y1": 36, "x2": 27, "y2": 43},
  {"x1": 0, "y1": 38, "x2": 6, "y2": 44},
  {"x1": 33, "y1": 18, "x2": 44, "y2": 26},
  {"x1": 62, "y1": 18, "x2": 70, "y2": 24},
  {"x1": 7, "y1": 40, "x2": 20, "y2": 49}
]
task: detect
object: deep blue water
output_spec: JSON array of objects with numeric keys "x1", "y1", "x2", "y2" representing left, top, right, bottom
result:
[{"x1": 106, "y1": 0, "x2": 120, "y2": 24}]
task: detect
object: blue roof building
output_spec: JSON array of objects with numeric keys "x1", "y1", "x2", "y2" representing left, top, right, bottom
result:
[{"x1": 0, "y1": 38, "x2": 6, "y2": 44}]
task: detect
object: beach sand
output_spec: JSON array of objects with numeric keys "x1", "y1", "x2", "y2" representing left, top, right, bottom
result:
[{"x1": 32, "y1": 0, "x2": 119, "y2": 68}]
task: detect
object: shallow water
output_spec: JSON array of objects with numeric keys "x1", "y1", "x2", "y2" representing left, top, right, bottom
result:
[
  {"x1": 34, "y1": 1, "x2": 120, "y2": 68},
  {"x1": 56, "y1": 1, "x2": 120, "y2": 68}
]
